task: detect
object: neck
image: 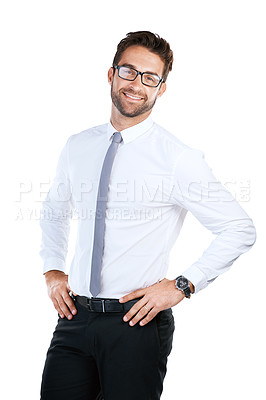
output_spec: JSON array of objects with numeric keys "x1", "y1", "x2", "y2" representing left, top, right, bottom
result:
[{"x1": 110, "y1": 105, "x2": 152, "y2": 132}]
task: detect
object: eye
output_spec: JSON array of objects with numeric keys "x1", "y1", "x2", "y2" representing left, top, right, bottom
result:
[
  {"x1": 143, "y1": 74, "x2": 159, "y2": 85},
  {"x1": 120, "y1": 67, "x2": 136, "y2": 78}
]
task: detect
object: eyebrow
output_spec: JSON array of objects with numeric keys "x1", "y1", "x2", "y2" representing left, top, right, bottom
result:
[{"x1": 120, "y1": 63, "x2": 161, "y2": 77}]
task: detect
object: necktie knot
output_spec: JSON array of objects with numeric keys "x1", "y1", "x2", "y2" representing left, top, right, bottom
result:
[{"x1": 112, "y1": 131, "x2": 123, "y2": 143}]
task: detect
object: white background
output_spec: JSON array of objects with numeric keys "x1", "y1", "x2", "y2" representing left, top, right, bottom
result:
[{"x1": 1, "y1": 0, "x2": 265, "y2": 398}]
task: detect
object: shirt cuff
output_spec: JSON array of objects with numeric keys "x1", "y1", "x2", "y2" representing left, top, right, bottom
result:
[
  {"x1": 182, "y1": 264, "x2": 208, "y2": 294},
  {"x1": 43, "y1": 257, "x2": 66, "y2": 275}
]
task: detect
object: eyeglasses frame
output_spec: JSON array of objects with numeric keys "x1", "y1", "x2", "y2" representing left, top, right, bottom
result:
[{"x1": 113, "y1": 64, "x2": 164, "y2": 88}]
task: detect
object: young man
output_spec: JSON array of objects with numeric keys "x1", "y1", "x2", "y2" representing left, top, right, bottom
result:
[{"x1": 40, "y1": 31, "x2": 256, "y2": 400}]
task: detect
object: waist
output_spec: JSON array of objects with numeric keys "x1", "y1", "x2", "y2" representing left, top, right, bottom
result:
[{"x1": 74, "y1": 295, "x2": 142, "y2": 313}]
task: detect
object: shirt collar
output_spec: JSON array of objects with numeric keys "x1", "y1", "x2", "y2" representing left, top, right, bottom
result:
[{"x1": 107, "y1": 115, "x2": 154, "y2": 144}]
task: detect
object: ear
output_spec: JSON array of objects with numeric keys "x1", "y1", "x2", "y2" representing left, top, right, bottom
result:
[
  {"x1": 108, "y1": 67, "x2": 114, "y2": 85},
  {"x1": 157, "y1": 81, "x2": 167, "y2": 98}
]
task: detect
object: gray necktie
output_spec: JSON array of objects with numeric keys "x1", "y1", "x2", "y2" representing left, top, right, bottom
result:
[{"x1": 90, "y1": 131, "x2": 123, "y2": 297}]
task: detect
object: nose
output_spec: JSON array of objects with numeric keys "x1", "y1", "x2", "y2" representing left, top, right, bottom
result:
[{"x1": 131, "y1": 73, "x2": 142, "y2": 88}]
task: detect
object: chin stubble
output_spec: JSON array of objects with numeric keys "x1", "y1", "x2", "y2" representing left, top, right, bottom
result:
[{"x1": 111, "y1": 86, "x2": 157, "y2": 118}]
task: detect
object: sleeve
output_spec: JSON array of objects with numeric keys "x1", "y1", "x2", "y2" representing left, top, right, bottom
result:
[
  {"x1": 39, "y1": 137, "x2": 74, "y2": 274},
  {"x1": 172, "y1": 148, "x2": 256, "y2": 294}
]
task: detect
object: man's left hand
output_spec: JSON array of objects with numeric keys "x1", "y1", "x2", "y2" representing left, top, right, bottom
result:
[{"x1": 119, "y1": 278, "x2": 186, "y2": 327}]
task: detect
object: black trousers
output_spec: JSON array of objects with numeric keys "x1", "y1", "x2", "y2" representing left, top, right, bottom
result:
[{"x1": 40, "y1": 300, "x2": 175, "y2": 400}]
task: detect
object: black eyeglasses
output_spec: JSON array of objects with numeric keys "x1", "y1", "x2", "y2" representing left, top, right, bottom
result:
[{"x1": 113, "y1": 65, "x2": 163, "y2": 88}]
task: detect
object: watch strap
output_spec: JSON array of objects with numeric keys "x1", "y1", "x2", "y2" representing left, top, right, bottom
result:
[{"x1": 183, "y1": 286, "x2": 191, "y2": 298}]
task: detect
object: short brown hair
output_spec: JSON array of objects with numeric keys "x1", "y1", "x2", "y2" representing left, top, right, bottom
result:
[{"x1": 112, "y1": 31, "x2": 174, "y2": 82}]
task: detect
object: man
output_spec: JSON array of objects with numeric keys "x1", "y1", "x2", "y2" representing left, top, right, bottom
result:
[{"x1": 40, "y1": 31, "x2": 256, "y2": 399}]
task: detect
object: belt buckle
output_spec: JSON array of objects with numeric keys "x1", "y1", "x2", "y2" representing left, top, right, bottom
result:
[
  {"x1": 87, "y1": 298, "x2": 93, "y2": 311},
  {"x1": 88, "y1": 298, "x2": 106, "y2": 312}
]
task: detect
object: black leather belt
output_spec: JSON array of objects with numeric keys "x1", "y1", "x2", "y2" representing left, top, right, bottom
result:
[{"x1": 74, "y1": 295, "x2": 142, "y2": 313}]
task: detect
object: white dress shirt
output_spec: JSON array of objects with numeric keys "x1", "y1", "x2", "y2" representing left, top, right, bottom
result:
[{"x1": 39, "y1": 116, "x2": 256, "y2": 298}]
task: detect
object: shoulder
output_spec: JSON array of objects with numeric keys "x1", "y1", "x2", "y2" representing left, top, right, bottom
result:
[
  {"x1": 152, "y1": 122, "x2": 204, "y2": 159},
  {"x1": 68, "y1": 123, "x2": 108, "y2": 144},
  {"x1": 61, "y1": 123, "x2": 109, "y2": 159},
  {"x1": 151, "y1": 122, "x2": 212, "y2": 180}
]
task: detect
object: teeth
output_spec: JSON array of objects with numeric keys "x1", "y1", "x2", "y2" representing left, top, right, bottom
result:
[{"x1": 125, "y1": 93, "x2": 142, "y2": 100}]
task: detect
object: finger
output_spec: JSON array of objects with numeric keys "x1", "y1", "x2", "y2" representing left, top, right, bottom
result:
[
  {"x1": 56, "y1": 295, "x2": 74, "y2": 320},
  {"x1": 128, "y1": 304, "x2": 153, "y2": 326},
  {"x1": 139, "y1": 308, "x2": 158, "y2": 326},
  {"x1": 66, "y1": 283, "x2": 78, "y2": 297},
  {"x1": 62, "y1": 291, "x2": 77, "y2": 316},
  {"x1": 119, "y1": 289, "x2": 145, "y2": 303},
  {"x1": 122, "y1": 298, "x2": 147, "y2": 322}
]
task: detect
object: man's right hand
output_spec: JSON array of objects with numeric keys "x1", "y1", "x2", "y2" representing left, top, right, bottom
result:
[{"x1": 44, "y1": 270, "x2": 77, "y2": 320}]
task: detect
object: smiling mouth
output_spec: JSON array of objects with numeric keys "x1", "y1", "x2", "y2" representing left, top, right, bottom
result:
[{"x1": 123, "y1": 92, "x2": 144, "y2": 101}]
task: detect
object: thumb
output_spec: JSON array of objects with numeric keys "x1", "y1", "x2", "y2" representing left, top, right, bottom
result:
[{"x1": 66, "y1": 281, "x2": 77, "y2": 296}]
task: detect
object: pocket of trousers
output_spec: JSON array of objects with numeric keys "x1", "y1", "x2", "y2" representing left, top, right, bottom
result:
[
  {"x1": 157, "y1": 308, "x2": 175, "y2": 327},
  {"x1": 154, "y1": 309, "x2": 175, "y2": 357}
]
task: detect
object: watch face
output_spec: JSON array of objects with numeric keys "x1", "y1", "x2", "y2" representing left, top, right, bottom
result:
[{"x1": 176, "y1": 276, "x2": 189, "y2": 289}]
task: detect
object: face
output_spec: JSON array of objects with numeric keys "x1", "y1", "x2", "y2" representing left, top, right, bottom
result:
[{"x1": 108, "y1": 46, "x2": 166, "y2": 119}]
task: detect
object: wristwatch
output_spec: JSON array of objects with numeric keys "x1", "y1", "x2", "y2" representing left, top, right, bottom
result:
[{"x1": 175, "y1": 275, "x2": 192, "y2": 298}]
